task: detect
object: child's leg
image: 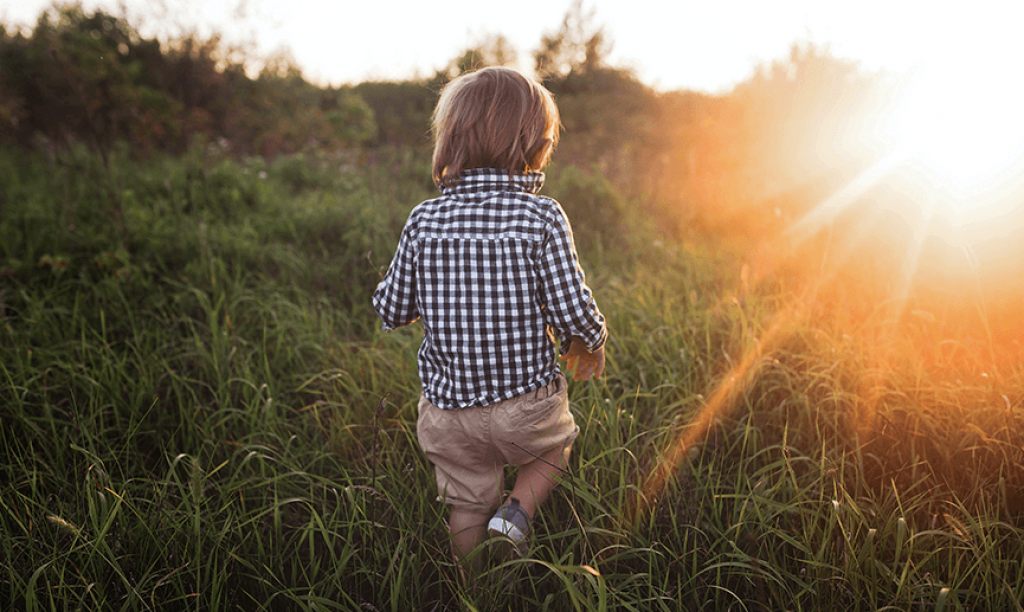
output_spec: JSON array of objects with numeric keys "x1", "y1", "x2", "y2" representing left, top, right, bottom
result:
[
  {"x1": 448, "y1": 507, "x2": 491, "y2": 560},
  {"x1": 417, "y1": 395, "x2": 504, "y2": 568},
  {"x1": 507, "y1": 443, "x2": 571, "y2": 519}
]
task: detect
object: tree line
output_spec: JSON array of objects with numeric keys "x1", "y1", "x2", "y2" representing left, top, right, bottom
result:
[
  {"x1": 0, "y1": 3, "x2": 896, "y2": 240},
  {"x1": 0, "y1": 6, "x2": 376, "y2": 158}
]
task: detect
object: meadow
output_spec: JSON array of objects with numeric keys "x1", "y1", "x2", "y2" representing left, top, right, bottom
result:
[{"x1": 3, "y1": 143, "x2": 1024, "y2": 611}]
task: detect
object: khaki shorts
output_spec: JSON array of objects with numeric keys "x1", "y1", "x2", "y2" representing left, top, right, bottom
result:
[{"x1": 417, "y1": 373, "x2": 579, "y2": 512}]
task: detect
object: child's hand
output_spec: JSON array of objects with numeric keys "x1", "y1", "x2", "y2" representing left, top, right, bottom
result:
[{"x1": 560, "y1": 337, "x2": 605, "y2": 381}]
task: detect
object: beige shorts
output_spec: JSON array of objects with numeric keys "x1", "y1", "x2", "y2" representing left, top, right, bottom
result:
[{"x1": 416, "y1": 373, "x2": 579, "y2": 512}]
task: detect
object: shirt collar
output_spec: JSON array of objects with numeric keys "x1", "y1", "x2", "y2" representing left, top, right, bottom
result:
[{"x1": 440, "y1": 168, "x2": 545, "y2": 196}]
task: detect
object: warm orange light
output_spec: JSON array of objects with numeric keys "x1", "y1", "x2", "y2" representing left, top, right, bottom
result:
[{"x1": 884, "y1": 64, "x2": 1024, "y2": 205}]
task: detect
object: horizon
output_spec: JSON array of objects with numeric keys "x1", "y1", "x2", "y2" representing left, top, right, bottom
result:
[{"x1": 5, "y1": 0, "x2": 1021, "y2": 94}]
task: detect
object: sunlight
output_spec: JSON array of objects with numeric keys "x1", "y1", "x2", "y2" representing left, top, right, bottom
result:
[
  {"x1": 784, "y1": 155, "x2": 901, "y2": 245},
  {"x1": 633, "y1": 305, "x2": 800, "y2": 524},
  {"x1": 884, "y1": 63, "x2": 1024, "y2": 204},
  {"x1": 780, "y1": 58, "x2": 1024, "y2": 308}
]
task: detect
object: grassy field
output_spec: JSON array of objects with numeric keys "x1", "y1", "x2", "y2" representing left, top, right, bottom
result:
[{"x1": 3, "y1": 144, "x2": 1024, "y2": 611}]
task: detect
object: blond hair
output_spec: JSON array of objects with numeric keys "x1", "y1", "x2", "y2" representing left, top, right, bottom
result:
[{"x1": 432, "y1": 67, "x2": 561, "y2": 187}]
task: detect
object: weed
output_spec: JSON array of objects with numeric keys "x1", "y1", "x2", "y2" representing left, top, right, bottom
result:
[{"x1": 2, "y1": 147, "x2": 1022, "y2": 610}]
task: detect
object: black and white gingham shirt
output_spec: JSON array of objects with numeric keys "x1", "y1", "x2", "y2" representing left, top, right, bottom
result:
[{"x1": 373, "y1": 168, "x2": 607, "y2": 410}]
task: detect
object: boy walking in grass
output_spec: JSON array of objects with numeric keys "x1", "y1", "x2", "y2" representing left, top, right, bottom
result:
[{"x1": 372, "y1": 66, "x2": 607, "y2": 570}]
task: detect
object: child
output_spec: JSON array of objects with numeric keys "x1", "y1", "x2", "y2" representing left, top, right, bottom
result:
[{"x1": 372, "y1": 66, "x2": 607, "y2": 568}]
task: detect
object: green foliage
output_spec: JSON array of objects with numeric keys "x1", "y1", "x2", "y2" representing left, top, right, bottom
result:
[
  {"x1": 534, "y1": 0, "x2": 610, "y2": 80},
  {"x1": 0, "y1": 7, "x2": 178, "y2": 152},
  {"x1": 353, "y1": 80, "x2": 436, "y2": 148},
  {"x1": 0, "y1": 6, "x2": 377, "y2": 158},
  {"x1": 325, "y1": 89, "x2": 378, "y2": 146},
  {"x1": 3, "y1": 5, "x2": 1019, "y2": 610},
  {"x1": 443, "y1": 34, "x2": 519, "y2": 78},
  {"x1": 1, "y1": 5, "x2": 901, "y2": 265},
  {"x1": 548, "y1": 68, "x2": 667, "y2": 205},
  {"x1": 3, "y1": 147, "x2": 1024, "y2": 611},
  {"x1": 545, "y1": 164, "x2": 638, "y2": 267}
]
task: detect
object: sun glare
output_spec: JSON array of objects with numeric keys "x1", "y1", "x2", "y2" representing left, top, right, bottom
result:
[
  {"x1": 885, "y1": 64, "x2": 1024, "y2": 205},
  {"x1": 780, "y1": 55, "x2": 1024, "y2": 322}
]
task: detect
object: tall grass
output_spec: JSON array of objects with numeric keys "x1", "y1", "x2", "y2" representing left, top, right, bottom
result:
[{"x1": 3, "y1": 144, "x2": 1023, "y2": 610}]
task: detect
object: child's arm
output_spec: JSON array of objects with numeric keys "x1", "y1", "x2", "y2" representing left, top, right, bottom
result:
[
  {"x1": 372, "y1": 223, "x2": 420, "y2": 330},
  {"x1": 560, "y1": 336, "x2": 605, "y2": 381},
  {"x1": 537, "y1": 203, "x2": 608, "y2": 372}
]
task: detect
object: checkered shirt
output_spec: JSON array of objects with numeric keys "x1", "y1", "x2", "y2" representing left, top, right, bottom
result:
[{"x1": 372, "y1": 168, "x2": 607, "y2": 410}]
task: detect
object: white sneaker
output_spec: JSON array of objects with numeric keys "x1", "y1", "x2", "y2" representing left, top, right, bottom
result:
[{"x1": 487, "y1": 498, "x2": 531, "y2": 554}]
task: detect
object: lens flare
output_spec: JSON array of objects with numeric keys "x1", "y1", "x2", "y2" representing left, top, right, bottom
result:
[{"x1": 885, "y1": 64, "x2": 1024, "y2": 204}]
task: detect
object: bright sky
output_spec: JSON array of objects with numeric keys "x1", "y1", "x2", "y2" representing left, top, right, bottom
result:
[{"x1": 2, "y1": 0, "x2": 1023, "y2": 93}]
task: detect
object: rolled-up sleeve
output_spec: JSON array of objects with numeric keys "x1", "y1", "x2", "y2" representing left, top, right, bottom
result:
[
  {"x1": 536, "y1": 204, "x2": 607, "y2": 353},
  {"x1": 372, "y1": 223, "x2": 420, "y2": 330}
]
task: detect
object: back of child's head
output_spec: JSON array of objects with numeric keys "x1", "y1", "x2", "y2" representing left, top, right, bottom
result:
[{"x1": 432, "y1": 66, "x2": 561, "y2": 187}]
